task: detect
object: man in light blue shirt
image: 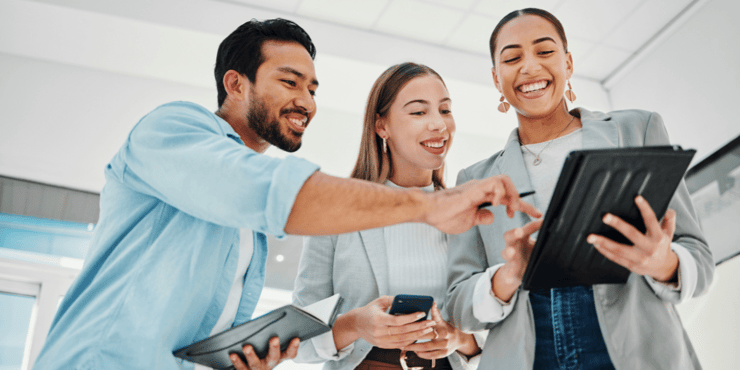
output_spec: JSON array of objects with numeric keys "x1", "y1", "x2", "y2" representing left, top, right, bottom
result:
[{"x1": 33, "y1": 18, "x2": 540, "y2": 370}]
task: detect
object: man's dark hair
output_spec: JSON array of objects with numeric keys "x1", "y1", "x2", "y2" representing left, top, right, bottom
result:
[{"x1": 214, "y1": 18, "x2": 316, "y2": 108}]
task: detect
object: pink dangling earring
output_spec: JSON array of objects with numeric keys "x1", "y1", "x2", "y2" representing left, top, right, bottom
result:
[
  {"x1": 497, "y1": 95, "x2": 510, "y2": 113},
  {"x1": 382, "y1": 137, "x2": 387, "y2": 153},
  {"x1": 565, "y1": 80, "x2": 577, "y2": 102}
]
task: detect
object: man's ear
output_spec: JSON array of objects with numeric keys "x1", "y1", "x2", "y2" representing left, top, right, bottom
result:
[{"x1": 222, "y1": 70, "x2": 249, "y2": 102}]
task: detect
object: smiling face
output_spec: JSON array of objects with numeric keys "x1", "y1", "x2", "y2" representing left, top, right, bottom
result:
[
  {"x1": 492, "y1": 14, "x2": 573, "y2": 119},
  {"x1": 377, "y1": 74, "x2": 455, "y2": 184},
  {"x1": 246, "y1": 40, "x2": 318, "y2": 152}
]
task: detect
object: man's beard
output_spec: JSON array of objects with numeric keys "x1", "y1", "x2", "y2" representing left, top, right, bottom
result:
[{"x1": 246, "y1": 95, "x2": 303, "y2": 153}]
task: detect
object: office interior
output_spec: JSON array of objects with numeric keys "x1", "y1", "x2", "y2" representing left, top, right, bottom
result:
[{"x1": 0, "y1": 0, "x2": 738, "y2": 369}]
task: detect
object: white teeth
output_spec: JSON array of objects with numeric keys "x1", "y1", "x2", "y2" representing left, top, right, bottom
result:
[
  {"x1": 520, "y1": 81, "x2": 548, "y2": 93},
  {"x1": 289, "y1": 118, "x2": 306, "y2": 127},
  {"x1": 422, "y1": 141, "x2": 444, "y2": 148}
]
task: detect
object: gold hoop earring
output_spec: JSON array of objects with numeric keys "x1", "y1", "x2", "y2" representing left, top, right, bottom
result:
[
  {"x1": 497, "y1": 94, "x2": 510, "y2": 113},
  {"x1": 382, "y1": 137, "x2": 387, "y2": 153},
  {"x1": 565, "y1": 80, "x2": 577, "y2": 102}
]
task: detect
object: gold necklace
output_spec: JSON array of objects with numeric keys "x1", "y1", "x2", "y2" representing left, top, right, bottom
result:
[{"x1": 520, "y1": 114, "x2": 576, "y2": 166}]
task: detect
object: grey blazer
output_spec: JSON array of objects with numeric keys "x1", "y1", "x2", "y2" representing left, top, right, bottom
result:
[
  {"x1": 445, "y1": 108, "x2": 714, "y2": 370},
  {"x1": 292, "y1": 228, "x2": 481, "y2": 370}
]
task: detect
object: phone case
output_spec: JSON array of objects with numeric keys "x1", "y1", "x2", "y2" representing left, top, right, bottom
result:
[{"x1": 388, "y1": 294, "x2": 433, "y2": 321}]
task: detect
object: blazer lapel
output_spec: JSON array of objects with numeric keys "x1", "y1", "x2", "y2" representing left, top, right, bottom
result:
[
  {"x1": 358, "y1": 228, "x2": 390, "y2": 296},
  {"x1": 494, "y1": 128, "x2": 537, "y2": 207},
  {"x1": 578, "y1": 108, "x2": 619, "y2": 150}
]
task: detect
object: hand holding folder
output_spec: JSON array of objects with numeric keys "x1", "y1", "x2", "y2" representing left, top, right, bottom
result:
[{"x1": 174, "y1": 294, "x2": 343, "y2": 369}]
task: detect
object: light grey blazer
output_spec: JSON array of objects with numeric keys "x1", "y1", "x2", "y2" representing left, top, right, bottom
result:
[
  {"x1": 293, "y1": 228, "x2": 481, "y2": 370},
  {"x1": 445, "y1": 108, "x2": 714, "y2": 370}
]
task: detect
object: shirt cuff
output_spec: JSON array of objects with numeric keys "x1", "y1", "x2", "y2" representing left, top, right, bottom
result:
[
  {"x1": 645, "y1": 242, "x2": 698, "y2": 303},
  {"x1": 472, "y1": 264, "x2": 518, "y2": 323},
  {"x1": 311, "y1": 329, "x2": 354, "y2": 361},
  {"x1": 457, "y1": 330, "x2": 487, "y2": 367}
]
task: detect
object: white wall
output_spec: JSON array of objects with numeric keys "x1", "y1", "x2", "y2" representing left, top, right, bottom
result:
[
  {"x1": 0, "y1": 52, "x2": 215, "y2": 192},
  {"x1": 608, "y1": 0, "x2": 740, "y2": 164},
  {"x1": 607, "y1": 0, "x2": 740, "y2": 368}
]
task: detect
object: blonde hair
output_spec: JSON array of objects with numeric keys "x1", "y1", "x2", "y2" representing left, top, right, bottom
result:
[{"x1": 350, "y1": 62, "x2": 447, "y2": 190}]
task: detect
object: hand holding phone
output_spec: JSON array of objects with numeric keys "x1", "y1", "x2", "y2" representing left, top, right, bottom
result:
[{"x1": 387, "y1": 294, "x2": 434, "y2": 322}]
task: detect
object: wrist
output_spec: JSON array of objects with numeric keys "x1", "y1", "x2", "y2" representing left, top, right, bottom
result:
[
  {"x1": 654, "y1": 250, "x2": 679, "y2": 283},
  {"x1": 491, "y1": 266, "x2": 518, "y2": 303},
  {"x1": 456, "y1": 333, "x2": 480, "y2": 357},
  {"x1": 333, "y1": 310, "x2": 361, "y2": 350},
  {"x1": 410, "y1": 188, "x2": 433, "y2": 224}
]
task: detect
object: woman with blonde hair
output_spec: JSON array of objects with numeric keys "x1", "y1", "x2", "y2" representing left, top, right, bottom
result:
[{"x1": 292, "y1": 62, "x2": 491, "y2": 370}]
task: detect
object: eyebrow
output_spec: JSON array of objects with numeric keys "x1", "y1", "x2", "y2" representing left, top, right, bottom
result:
[
  {"x1": 278, "y1": 66, "x2": 319, "y2": 86},
  {"x1": 402, "y1": 97, "x2": 451, "y2": 108},
  {"x1": 499, "y1": 37, "x2": 558, "y2": 56}
]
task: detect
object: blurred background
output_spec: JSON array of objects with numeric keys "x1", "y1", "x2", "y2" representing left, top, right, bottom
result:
[{"x1": 1, "y1": 0, "x2": 739, "y2": 369}]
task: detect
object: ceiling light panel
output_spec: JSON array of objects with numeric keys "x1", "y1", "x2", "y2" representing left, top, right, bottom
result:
[
  {"x1": 575, "y1": 45, "x2": 632, "y2": 80},
  {"x1": 555, "y1": 0, "x2": 644, "y2": 43},
  {"x1": 228, "y1": 0, "x2": 303, "y2": 13},
  {"x1": 297, "y1": 0, "x2": 391, "y2": 29},
  {"x1": 444, "y1": 13, "x2": 500, "y2": 55},
  {"x1": 474, "y1": 0, "x2": 560, "y2": 19},
  {"x1": 602, "y1": 0, "x2": 692, "y2": 51},
  {"x1": 374, "y1": 0, "x2": 466, "y2": 44}
]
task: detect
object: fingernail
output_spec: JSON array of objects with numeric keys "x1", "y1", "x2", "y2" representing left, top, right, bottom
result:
[
  {"x1": 603, "y1": 214, "x2": 612, "y2": 224},
  {"x1": 417, "y1": 313, "x2": 426, "y2": 320},
  {"x1": 587, "y1": 235, "x2": 596, "y2": 244},
  {"x1": 636, "y1": 195, "x2": 644, "y2": 203},
  {"x1": 423, "y1": 328, "x2": 433, "y2": 334},
  {"x1": 427, "y1": 321, "x2": 436, "y2": 327}
]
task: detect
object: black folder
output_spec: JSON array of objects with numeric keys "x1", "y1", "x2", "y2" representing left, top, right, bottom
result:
[
  {"x1": 522, "y1": 146, "x2": 696, "y2": 290},
  {"x1": 174, "y1": 295, "x2": 343, "y2": 369}
]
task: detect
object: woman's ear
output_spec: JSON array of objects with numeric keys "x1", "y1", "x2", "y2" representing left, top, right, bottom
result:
[
  {"x1": 491, "y1": 67, "x2": 502, "y2": 93},
  {"x1": 565, "y1": 52, "x2": 574, "y2": 80},
  {"x1": 375, "y1": 114, "x2": 388, "y2": 139}
]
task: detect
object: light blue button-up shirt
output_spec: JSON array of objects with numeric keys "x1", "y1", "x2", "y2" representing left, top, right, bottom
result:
[{"x1": 34, "y1": 101, "x2": 320, "y2": 370}]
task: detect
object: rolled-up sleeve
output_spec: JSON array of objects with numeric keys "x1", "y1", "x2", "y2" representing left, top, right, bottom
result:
[
  {"x1": 117, "y1": 102, "x2": 319, "y2": 235},
  {"x1": 645, "y1": 243, "x2": 699, "y2": 303},
  {"x1": 472, "y1": 264, "x2": 519, "y2": 323},
  {"x1": 642, "y1": 111, "x2": 713, "y2": 302}
]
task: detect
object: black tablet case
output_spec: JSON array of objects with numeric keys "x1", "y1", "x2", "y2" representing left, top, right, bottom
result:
[
  {"x1": 174, "y1": 299, "x2": 342, "y2": 370},
  {"x1": 522, "y1": 146, "x2": 696, "y2": 290}
]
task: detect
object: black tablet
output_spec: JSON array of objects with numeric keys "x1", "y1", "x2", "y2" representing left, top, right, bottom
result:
[{"x1": 522, "y1": 146, "x2": 696, "y2": 290}]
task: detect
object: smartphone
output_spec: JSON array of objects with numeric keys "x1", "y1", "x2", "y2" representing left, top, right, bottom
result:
[{"x1": 387, "y1": 294, "x2": 433, "y2": 322}]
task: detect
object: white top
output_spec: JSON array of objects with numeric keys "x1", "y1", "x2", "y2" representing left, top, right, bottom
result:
[
  {"x1": 312, "y1": 181, "x2": 451, "y2": 361},
  {"x1": 194, "y1": 228, "x2": 254, "y2": 370},
  {"x1": 520, "y1": 128, "x2": 582, "y2": 213},
  {"x1": 385, "y1": 181, "x2": 448, "y2": 305},
  {"x1": 472, "y1": 128, "x2": 697, "y2": 324}
]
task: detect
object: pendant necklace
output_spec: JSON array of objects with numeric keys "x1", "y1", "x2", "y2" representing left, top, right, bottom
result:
[{"x1": 520, "y1": 114, "x2": 576, "y2": 166}]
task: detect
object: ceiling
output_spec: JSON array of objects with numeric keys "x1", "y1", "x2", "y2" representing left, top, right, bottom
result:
[
  {"x1": 3, "y1": 0, "x2": 705, "y2": 90},
  {"x1": 220, "y1": 0, "x2": 699, "y2": 83}
]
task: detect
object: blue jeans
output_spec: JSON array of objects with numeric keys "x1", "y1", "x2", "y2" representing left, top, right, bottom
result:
[{"x1": 529, "y1": 286, "x2": 616, "y2": 370}]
